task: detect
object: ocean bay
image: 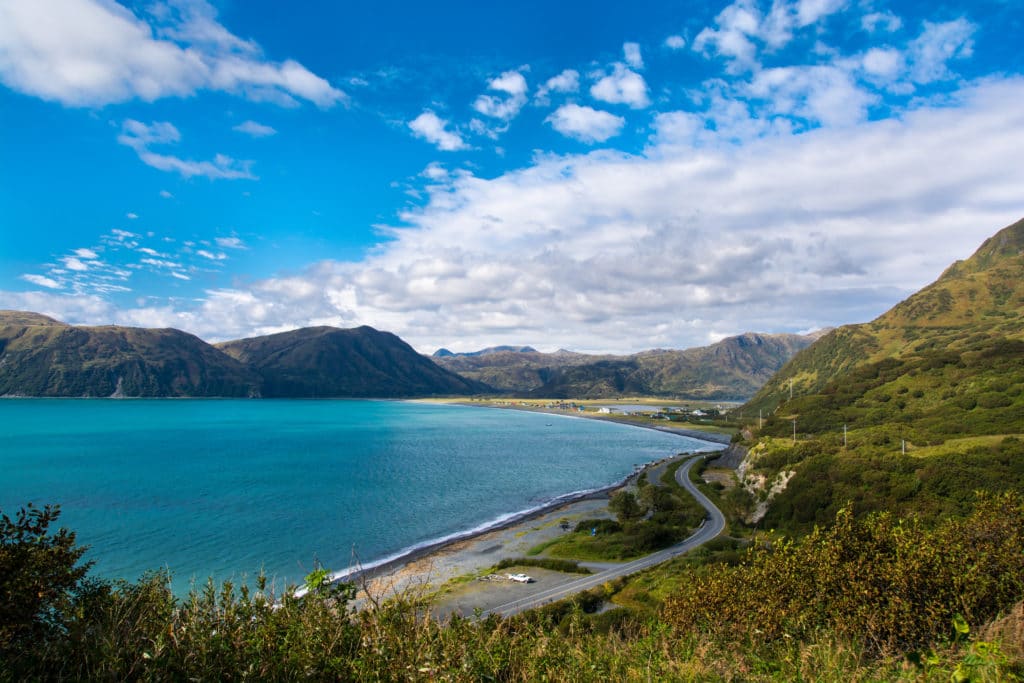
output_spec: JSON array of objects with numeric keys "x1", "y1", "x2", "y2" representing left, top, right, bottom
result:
[{"x1": 0, "y1": 399, "x2": 718, "y2": 595}]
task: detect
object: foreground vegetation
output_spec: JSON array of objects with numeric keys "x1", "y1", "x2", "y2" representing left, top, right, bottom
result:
[{"x1": 3, "y1": 497, "x2": 1022, "y2": 681}]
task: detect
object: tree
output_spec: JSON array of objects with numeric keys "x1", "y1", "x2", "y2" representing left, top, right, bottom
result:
[
  {"x1": 0, "y1": 504, "x2": 91, "y2": 656},
  {"x1": 608, "y1": 491, "x2": 645, "y2": 524}
]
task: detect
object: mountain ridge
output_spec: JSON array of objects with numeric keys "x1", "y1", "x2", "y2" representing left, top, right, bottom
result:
[
  {"x1": 0, "y1": 314, "x2": 486, "y2": 398},
  {"x1": 432, "y1": 331, "x2": 820, "y2": 400}
]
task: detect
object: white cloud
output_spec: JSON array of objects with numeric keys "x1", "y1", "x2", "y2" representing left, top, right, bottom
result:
[
  {"x1": 747, "y1": 65, "x2": 876, "y2": 126},
  {"x1": 0, "y1": 0, "x2": 345, "y2": 108},
  {"x1": 141, "y1": 258, "x2": 183, "y2": 269},
  {"x1": 590, "y1": 64, "x2": 650, "y2": 109},
  {"x1": 795, "y1": 0, "x2": 846, "y2": 28},
  {"x1": 126, "y1": 212, "x2": 139, "y2": 219},
  {"x1": 693, "y1": 0, "x2": 764, "y2": 70},
  {"x1": 215, "y1": 236, "x2": 246, "y2": 249},
  {"x1": 535, "y1": 69, "x2": 579, "y2": 105},
  {"x1": 159, "y1": 189, "x2": 173, "y2": 198},
  {"x1": 233, "y1": 120, "x2": 277, "y2": 137},
  {"x1": 472, "y1": 69, "x2": 529, "y2": 123},
  {"x1": 74, "y1": 248, "x2": 99, "y2": 259},
  {"x1": 62, "y1": 257, "x2": 90, "y2": 271},
  {"x1": 196, "y1": 249, "x2": 227, "y2": 260},
  {"x1": 692, "y1": 0, "x2": 848, "y2": 71},
  {"x1": 20, "y1": 274, "x2": 62, "y2": 289},
  {"x1": 408, "y1": 110, "x2": 468, "y2": 151},
  {"x1": 118, "y1": 119, "x2": 255, "y2": 180},
  {"x1": 23, "y1": 78, "x2": 1016, "y2": 351},
  {"x1": 665, "y1": 35, "x2": 686, "y2": 50},
  {"x1": 908, "y1": 19, "x2": 975, "y2": 84},
  {"x1": 861, "y1": 47, "x2": 905, "y2": 82},
  {"x1": 862, "y1": 11, "x2": 902, "y2": 33},
  {"x1": 546, "y1": 104, "x2": 625, "y2": 143},
  {"x1": 171, "y1": 271, "x2": 191, "y2": 281},
  {"x1": 623, "y1": 42, "x2": 643, "y2": 69}
]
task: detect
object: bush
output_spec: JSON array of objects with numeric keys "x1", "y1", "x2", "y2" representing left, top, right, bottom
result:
[
  {"x1": 664, "y1": 492, "x2": 1024, "y2": 654},
  {"x1": 0, "y1": 504, "x2": 91, "y2": 672}
]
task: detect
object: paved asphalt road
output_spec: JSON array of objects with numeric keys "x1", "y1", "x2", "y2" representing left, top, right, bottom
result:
[{"x1": 482, "y1": 454, "x2": 727, "y2": 617}]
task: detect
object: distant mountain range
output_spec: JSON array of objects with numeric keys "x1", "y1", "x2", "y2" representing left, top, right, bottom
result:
[
  {"x1": 0, "y1": 315, "x2": 480, "y2": 398},
  {"x1": 431, "y1": 332, "x2": 823, "y2": 400}
]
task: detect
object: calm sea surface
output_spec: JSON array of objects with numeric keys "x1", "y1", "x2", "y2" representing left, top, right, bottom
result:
[{"x1": 0, "y1": 399, "x2": 720, "y2": 595}]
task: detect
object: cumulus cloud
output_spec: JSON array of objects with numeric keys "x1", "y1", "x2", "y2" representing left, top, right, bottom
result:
[
  {"x1": 118, "y1": 119, "x2": 255, "y2": 179},
  {"x1": 534, "y1": 69, "x2": 579, "y2": 105},
  {"x1": 408, "y1": 110, "x2": 468, "y2": 151},
  {"x1": 908, "y1": 19, "x2": 975, "y2": 84},
  {"x1": 546, "y1": 104, "x2": 625, "y2": 143},
  {"x1": 472, "y1": 69, "x2": 528, "y2": 121},
  {"x1": 861, "y1": 47, "x2": 905, "y2": 82},
  {"x1": 862, "y1": 11, "x2": 902, "y2": 33},
  {"x1": 623, "y1": 42, "x2": 643, "y2": 69},
  {"x1": 590, "y1": 64, "x2": 650, "y2": 108},
  {"x1": 233, "y1": 120, "x2": 277, "y2": 137},
  {"x1": 12, "y1": 77, "x2": 1017, "y2": 351},
  {"x1": 0, "y1": 0, "x2": 345, "y2": 108},
  {"x1": 693, "y1": 0, "x2": 848, "y2": 71},
  {"x1": 747, "y1": 65, "x2": 876, "y2": 127},
  {"x1": 665, "y1": 35, "x2": 686, "y2": 50}
]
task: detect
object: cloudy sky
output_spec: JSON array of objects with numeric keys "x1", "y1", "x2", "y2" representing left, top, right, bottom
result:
[{"x1": 1, "y1": 0, "x2": 1022, "y2": 353}]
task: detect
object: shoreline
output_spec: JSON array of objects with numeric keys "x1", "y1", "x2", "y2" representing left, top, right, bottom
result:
[
  {"x1": 331, "y1": 407, "x2": 727, "y2": 597},
  {"x1": 415, "y1": 398, "x2": 735, "y2": 445}
]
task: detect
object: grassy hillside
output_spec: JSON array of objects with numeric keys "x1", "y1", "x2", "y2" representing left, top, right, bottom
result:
[
  {"x1": 218, "y1": 325, "x2": 488, "y2": 398},
  {"x1": 0, "y1": 315, "x2": 261, "y2": 398},
  {"x1": 747, "y1": 216, "x2": 1024, "y2": 415},
  {"x1": 737, "y1": 217, "x2": 1024, "y2": 531}
]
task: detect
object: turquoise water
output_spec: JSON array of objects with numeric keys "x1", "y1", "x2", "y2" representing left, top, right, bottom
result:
[{"x1": 0, "y1": 399, "x2": 720, "y2": 595}]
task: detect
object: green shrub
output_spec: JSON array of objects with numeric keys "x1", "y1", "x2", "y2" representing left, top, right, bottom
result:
[{"x1": 664, "y1": 492, "x2": 1024, "y2": 654}]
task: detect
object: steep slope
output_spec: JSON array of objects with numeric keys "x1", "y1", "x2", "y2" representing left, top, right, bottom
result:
[
  {"x1": 218, "y1": 326, "x2": 488, "y2": 398},
  {"x1": 735, "y1": 217, "x2": 1024, "y2": 530},
  {"x1": 748, "y1": 216, "x2": 1024, "y2": 414},
  {"x1": 0, "y1": 315, "x2": 261, "y2": 397}
]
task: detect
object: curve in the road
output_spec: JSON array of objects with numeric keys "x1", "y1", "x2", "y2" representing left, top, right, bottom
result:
[{"x1": 482, "y1": 453, "x2": 726, "y2": 617}]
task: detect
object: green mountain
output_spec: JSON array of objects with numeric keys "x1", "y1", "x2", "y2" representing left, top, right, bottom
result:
[
  {"x1": 0, "y1": 312, "x2": 261, "y2": 397},
  {"x1": 0, "y1": 314, "x2": 487, "y2": 398},
  {"x1": 433, "y1": 332, "x2": 819, "y2": 400},
  {"x1": 217, "y1": 326, "x2": 487, "y2": 398},
  {"x1": 737, "y1": 217, "x2": 1024, "y2": 529}
]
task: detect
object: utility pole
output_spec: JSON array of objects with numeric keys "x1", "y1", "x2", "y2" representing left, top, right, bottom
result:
[
  {"x1": 758, "y1": 409, "x2": 762, "y2": 430},
  {"x1": 789, "y1": 379, "x2": 793, "y2": 400},
  {"x1": 792, "y1": 419, "x2": 796, "y2": 444},
  {"x1": 843, "y1": 423, "x2": 847, "y2": 448},
  {"x1": 901, "y1": 439, "x2": 906, "y2": 456}
]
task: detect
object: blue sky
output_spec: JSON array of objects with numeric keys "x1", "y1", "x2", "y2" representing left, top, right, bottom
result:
[{"x1": 1, "y1": 0, "x2": 1022, "y2": 353}]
